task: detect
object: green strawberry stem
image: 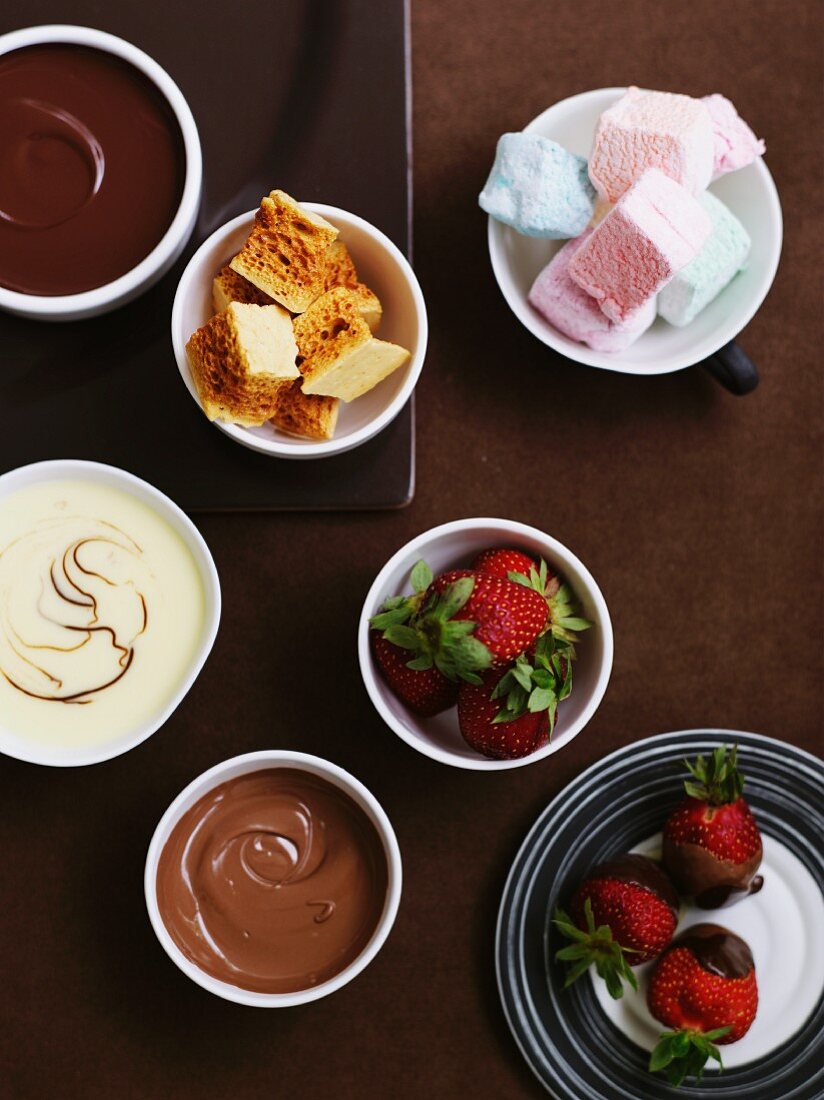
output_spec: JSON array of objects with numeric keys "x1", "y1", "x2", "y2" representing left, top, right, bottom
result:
[
  {"x1": 553, "y1": 898, "x2": 639, "y2": 1000},
  {"x1": 369, "y1": 559, "x2": 435, "y2": 631},
  {"x1": 682, "y1": 744, "x2": 744, "y2": 805},
  {"x1": 648, "y1": 1027, "x2": 731, "y2": 1087},
  {"x1": 491, "y1": 633, "x2": 572, "y2": 734},
  {"x1": 369, "y1": 561, "x2": 492, "y2": 685}
]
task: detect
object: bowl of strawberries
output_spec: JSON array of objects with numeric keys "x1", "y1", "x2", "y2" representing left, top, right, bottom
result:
[{"x1": 358, "y1": 518, "x2": 613, "y2": 769}]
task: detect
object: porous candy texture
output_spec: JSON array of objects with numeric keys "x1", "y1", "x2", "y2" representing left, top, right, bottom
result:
[
  {"x1": 568, "y1": 169, "x2": 712, "y2": 324},
  {"x1": 589, "y1": 87, "x2": 715, "y2": 203},
  {"x1": 702, "y1": 94, "x2": 766, "y2": 179},
  {"x1": 479, "y1": 132, "x2": 596, "y2": 239},
  {"x1": 658, "y1": 191, "x2": 751, "y2": 326},
  {"x1": 529, "y1": 230, "x2": 655, "y2": 352}
]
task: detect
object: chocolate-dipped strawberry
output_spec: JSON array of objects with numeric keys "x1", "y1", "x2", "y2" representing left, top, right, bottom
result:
[
  {"x1": 554, "y1": 854, "x2": 680, "y2": 998},
  {"x1": 647, "y1": 923, "x2": 758, "y2": 1086},
  {"x1": 663, "y1": 745, "x2": 763, "y2": 908}
]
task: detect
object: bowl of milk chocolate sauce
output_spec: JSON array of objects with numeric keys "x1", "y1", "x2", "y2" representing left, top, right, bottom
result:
[
  {"x1": 0, "y1": 25, "x2": 202, "y2": 320},
  {"x1": 145, "y1": 751, "x2": 402, "y2": 1006}
]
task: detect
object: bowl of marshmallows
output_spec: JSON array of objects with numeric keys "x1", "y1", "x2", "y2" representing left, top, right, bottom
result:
[{"x1": 484, "y1": 86, "x2": 782, "y2": 393}]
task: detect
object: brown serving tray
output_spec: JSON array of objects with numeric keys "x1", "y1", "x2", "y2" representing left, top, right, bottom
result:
[{"x1": 0, "y1": 0, "x2": 413, "y2": 511}]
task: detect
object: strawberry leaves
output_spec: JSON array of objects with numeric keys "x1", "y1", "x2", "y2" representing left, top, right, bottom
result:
[
  {"x1": 369, "y1": 632, "x2": 459, "y2": 716},
  {"x1": 370, "y1": 563, "x2": 492, "y2": 685},
  {"x1": 682, "y1": 744, "x2": 744, "y2": 806},
  {"x1": 369, "y1": 559, "x2": 434, "y2": 631},
  {"x1": 649, "y1": 1027, "x2": 731, "y2": 1087},
  {"x1": 507, "y1": 559, "x2": 592, "y2": 650},
  {"x1": 553, "y1": 898, "x2": 639, "y2": 1000},
  {"x1": 409, "y1": 560, "x2": 434, "y2": 593},
  {"x1": 490, "y1": 633, "x2": 571, "y2": 733}
]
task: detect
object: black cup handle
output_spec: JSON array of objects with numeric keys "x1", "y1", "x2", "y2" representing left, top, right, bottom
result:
[{"x1": 699, "y1": 340, "x2": 759, "y2": 395}]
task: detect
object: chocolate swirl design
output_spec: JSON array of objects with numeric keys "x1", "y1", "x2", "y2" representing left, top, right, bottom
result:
[
  {"x1": 0, "y1": 97, "x2": 105, "y2": 230},
  {"x1": 156, "y1": 770, "x2": 388, "y2": 994},
  {"x1": 0, "y1": 516, "x2": 150, "y2": 704}
]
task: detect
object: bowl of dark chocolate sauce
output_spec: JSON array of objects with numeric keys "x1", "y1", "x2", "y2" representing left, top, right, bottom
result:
[{"x1": 0, "y1": 25, "x2": 201, "y2": 320}]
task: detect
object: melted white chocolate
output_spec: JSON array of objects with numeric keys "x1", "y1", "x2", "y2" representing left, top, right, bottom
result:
[{"x1": 0, "y1": 480, "x2": 206, "y2": 748}]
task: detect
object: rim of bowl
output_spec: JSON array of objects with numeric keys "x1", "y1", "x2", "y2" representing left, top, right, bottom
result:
[
  {"x1": 0, "y1": 24, "x2": 203, "y2": 316},
  {"x1": 171, "y1": 203, "x2": 428, "y2": 459},
  {"x1": 487, "y1": 86, "x2": 783, "y2": 375},
  {"x1": 358, "y1": 518, "x2": 614, "y2": 770},
  {"x1": 0, "y1": 459, "x2": 221, "y2": 766},
  {"x1": 144, "y1": 749, "x2": 403, "y2": 1006}
]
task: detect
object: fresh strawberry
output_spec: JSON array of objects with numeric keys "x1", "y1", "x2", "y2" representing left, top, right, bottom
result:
[
  {"x1": 457, "y1": 668, "x2": 549, "y2": 759},
  {"x1": 472, "y1": 548, "x2": 591, "y2": 653},
  {"x1": 369, "y1": 555, "x2": 576, "y2": 725},
  {"x1": 647, "y1": 924, "x2": 758, "y2": 1086},
  {"x1": 369, "y1": 560, "x2": 492, "y2": 694},
  {"x1": 553, "y1": 854, "x2": 679, "y2": 998},
  {"x1": 427, "y1": 569, "x2": 547, "y2": 666},
  {"x1": 457, "y1": 632, "x2": 573, "y2": 757},
  {"x1": 472, "y1": 547, "x2": 539, "y2": 580},
  {"x1": 369, "y1": 631, "x2": 458, "y2": 715},
  {"x1": 663, "y1": 745, "x2": 763, "y2": 908}
]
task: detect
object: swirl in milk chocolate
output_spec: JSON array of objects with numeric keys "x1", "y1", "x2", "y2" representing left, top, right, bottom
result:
[
  {"x1": 156, "y1": 770, "x2": 389, "y2": 994},
  {"x1": 0, "y1": 516, "x2": 151, "y2": 704}
]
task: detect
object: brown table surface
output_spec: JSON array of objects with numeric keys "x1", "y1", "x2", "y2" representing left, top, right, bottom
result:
[{"x1": 1, "y1": 2, "x2": 822, "y2": 1098}]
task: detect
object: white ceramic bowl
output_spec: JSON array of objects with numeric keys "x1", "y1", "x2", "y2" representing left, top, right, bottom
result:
[
  {"x1": 0, "y1": 24, "x2": 202, "y2": 322},
  {"x1": 171, "y1": 204, "x2": 427, "y2": 459},
  {"x1": 0, "y1": 460, "x2": 220, "y2": 766},
  {"x1": 145, "y1": 750, "x2": 403, "y2": 1006},
  {"x1": 487, "y1": 87, "x2": 783, "y2": 375},
  {"x1": 358, "y1": 518, "x2": 613, "y2": 770}
]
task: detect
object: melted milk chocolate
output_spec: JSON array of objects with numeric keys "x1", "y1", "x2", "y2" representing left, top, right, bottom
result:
[
  {"x1": 156, "y1": 769, "x2": 389, "y2": 994},
  {"x1": 671, "y1": 923, "x2": 754, "y2": 979},
  {"x1": 0, "y1": 44, "x2": 185, "y2": 295}
]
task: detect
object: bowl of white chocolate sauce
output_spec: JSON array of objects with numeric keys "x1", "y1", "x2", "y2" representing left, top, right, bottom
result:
[{"x1": 0, "y1": 460, "x2": 220, "y2": 765}]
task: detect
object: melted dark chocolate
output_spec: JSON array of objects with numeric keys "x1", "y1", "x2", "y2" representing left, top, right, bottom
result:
[
  {"x1": 672, "y1": 923, "x2": 754, "y2": 979},
  {"x1": 694, "y1": 874, "x2": 764, "y2": 910},
  {"x1": 0, "y1": 44, "x2": 185, "y2": 295},
  {"x1": 663, "y1": 835, "x2": 763, "y2": 909}
]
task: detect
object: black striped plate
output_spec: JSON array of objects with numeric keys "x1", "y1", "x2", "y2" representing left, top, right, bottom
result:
[{"x1": 496, "y1": 730, "x2": 824, "y2": 1099}]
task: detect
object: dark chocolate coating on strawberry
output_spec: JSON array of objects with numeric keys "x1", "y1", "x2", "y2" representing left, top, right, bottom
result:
[
  {"x1": 588, "y1": 854, "x2": 680, "y2": 917},
  {"x1": 663, "y1": 747, "x2": 764, "y2": 909},
  {"x1": 669, "y1": 923, "x2": 754, "y2": 979},
  {"x1": 662, "y1": 833, "x2": 763, "y2": 909}
]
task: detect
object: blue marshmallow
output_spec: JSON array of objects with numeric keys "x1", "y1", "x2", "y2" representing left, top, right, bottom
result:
[
  {"x1": 658, "y1": 191, "x2": 751, "y2": 327},
  {"x1": 479, "y1": 133, "x2": 596, "y2": 239}
]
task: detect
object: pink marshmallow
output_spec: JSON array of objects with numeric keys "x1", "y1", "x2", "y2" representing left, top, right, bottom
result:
[
  {"x1": 589, "y1": 87, "x2": 715, "y2": 203},
  {"x1": 702, "y1": 94, "x2": 766, "y2": 179},
  {"x1": 568, "y1": 169, "x2": 712, "y2": 324},
  {"x1": 528, "y1": 231, "x2": 655, "y2": 353}
]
